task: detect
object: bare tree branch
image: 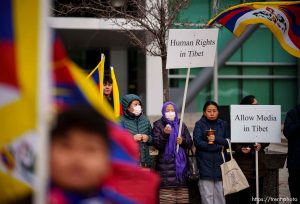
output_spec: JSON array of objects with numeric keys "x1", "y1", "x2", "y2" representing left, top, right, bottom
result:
[{"x1": 53, "y1": 0, "x2": 190, "y2": 101}]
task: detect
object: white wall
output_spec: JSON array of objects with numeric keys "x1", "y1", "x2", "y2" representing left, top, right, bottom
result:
[
  {"x1": 110, "y1": 49, "x2": 128, "y2": 97},
  {"x1": 146, "y1": 55, "x2": 163, "y2": 116}
]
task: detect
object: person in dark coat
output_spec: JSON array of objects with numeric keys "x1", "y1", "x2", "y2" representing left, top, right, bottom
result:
[
  {"x1": 152, "y1": 101, "x2": 192, "y2": 203},
  {"x1": 193, "y1": 101, "x2": 229, "y2": 204},
  {"x1": 232, "y1": 95, "x2": 269, "y2": 204},
  {"x1": 283, "y1": 104, "x2": 300, "y2": 204},
  {"x1": 120, "y1": 94, "x2": 153, "y2": 168}
]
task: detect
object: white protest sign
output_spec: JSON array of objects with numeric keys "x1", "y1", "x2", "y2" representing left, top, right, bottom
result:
[
  {"x1": 230, "y1": 105, "x2": 281, "y2": 143},
  {"x1": 166, "y1": 29, "x2": 219, "y2": 69}
]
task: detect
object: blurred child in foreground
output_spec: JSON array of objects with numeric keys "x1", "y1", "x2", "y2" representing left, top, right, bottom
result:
[
  {"x1": 48, "y1": 105, "x2": 159, "y2": 204},
  {"x1": 49, "y1": 106, "x2": 112, "y2": 203}
]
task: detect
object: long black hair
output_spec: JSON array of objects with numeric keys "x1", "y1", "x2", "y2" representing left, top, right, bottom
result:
[
  {"x1": 240, "y1": 95, "x2": 256, "y2": 105},
  {"x1": 203, "y1": 100, "x2": 219, "y2": 112}
]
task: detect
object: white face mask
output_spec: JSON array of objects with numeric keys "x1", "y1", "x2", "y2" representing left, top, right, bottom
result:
[
  {"x1": 133, "y1": 105, "x2": 142, "y2": 116},
  {"x1": 165, "y1": 111, "x2": 176, "y2": 121}
]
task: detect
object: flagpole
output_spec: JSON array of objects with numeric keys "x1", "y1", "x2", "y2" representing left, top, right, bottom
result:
[
  {"x1": 99, "y1": 54, "x2": 105, "y2": 103},
  {"x1": 177, "y1": 67, "x2": 190, "y2": 153},
  {"x1": 256, "y1": 142, "x2": 259, "y2": 204},
  {"x1": 213, "y1": 54, "x2": 218, "y2": 103},
  {"x1": 86, "y1": 64, "x2": 100, "y2": 79},
  {"x1": 110, "y1": 66, "x2": 120, "y2": 118},
  {"x1": 35, "y1": 0, "x2": 51, "y2": 203}
]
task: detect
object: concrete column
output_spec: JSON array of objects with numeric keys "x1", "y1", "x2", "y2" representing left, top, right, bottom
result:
[
  {"x1": 146, "y1": 54, "x2": 163, "y2": 116},
  {"x1": 137, "y1": 52, "x2": 146, "y2": 103},
  {"x1": 110, "y1": 49, "x2": 128, "y2": 97},
  {"x1": 213, "y1": 54, "x2": 218, "y2": 103}
]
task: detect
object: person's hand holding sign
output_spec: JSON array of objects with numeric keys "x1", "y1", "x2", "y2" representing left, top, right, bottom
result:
[
  {"x1": 176, "y1": 137, "x2": 183, "y2": 145},
  {"x1": 254, "y1": 143, "x2": 262, "y2": 151}
]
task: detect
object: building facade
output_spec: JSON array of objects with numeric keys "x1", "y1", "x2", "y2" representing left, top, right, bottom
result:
[{"x1": 52, "y1": 0, "x2": 299, "y2": 117}]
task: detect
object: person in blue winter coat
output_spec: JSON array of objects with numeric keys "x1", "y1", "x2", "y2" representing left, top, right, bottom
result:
[
  {"x1": 152, "y1": 101, "x2": 192, "y2": 203},
  {"x1": 193, "y1": 100, "x2": 230, "y2": 204}
]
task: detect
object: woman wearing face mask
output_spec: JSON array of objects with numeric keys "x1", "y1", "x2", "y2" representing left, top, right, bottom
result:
[
  {"x1": 120, "y1": 94, "x2": 153, "y2": 168},
  {"x1": 152, "y1": 101, "x2": 192, "y2": 203},
  {"x1": 193, "y1": 100, "x2": 230, "y2": 204}
]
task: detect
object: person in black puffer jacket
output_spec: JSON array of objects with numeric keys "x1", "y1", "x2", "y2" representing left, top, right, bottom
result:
[
  {"x1": 152, "y1": 101, "x2": 192, "y2": 204},
  {"x1": 193, "y1": 101, "x2": 229, "y2": 204},
  {"x1": 283, "y1": 104, "x2": 300, "y2": 204}
]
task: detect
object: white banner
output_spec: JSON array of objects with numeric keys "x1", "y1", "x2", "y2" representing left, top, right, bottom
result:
[
  {"x1": 166, "y1": 29, "x2": 219, "y2": 69},
  {"x1": 230, "y1": 105, "x2": 281, "y2": 143}
]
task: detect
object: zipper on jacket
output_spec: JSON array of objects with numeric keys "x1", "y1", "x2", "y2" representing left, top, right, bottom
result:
[
  {"x1": 136, "y1": 118, "x2": 143, "y2": 166},
  {"x1": 212, "y1": 150, "x2": 216, "y2": 180},
  {"x1": 136, "y1": 118, "x2": 140, "y2": 134}
]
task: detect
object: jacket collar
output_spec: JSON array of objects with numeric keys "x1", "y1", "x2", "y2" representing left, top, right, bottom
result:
[
  {"x1": 200, "y1": 115, "x2": 220, "y2": 125},
  {"x1": 124, "y1": 110, "x2": 143, "y2": 120}
]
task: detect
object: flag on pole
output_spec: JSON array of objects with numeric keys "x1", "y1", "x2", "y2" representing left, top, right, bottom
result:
[
  {"x1": 53, "y1": 39, "x2": 116, "y2": 122},
  {"x1": 101, "y1": 123, "x2": 160, "y2": 204},
  {"x1": 208, "y1": 1, "x2": 300, "y2": 58},
  {"x1": 86, "y1": 54, "x2": 105, "y2": 102},
  {"x1": 86, "y1": 56, "x2": 121, "y2": 117},
  {"x1": 110, "y1": 66, "x2": 121, "y2": 117},
  {"x1": 0, "y1": 1, "x2": 20, "y2": 107},
  {"x1": 0, "y1": 0, "x2": 49, "y2": 202}
]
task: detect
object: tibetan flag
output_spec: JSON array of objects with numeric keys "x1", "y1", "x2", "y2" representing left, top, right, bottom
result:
[
  {"x1": 86, "y1": 57, "x2": 121, "y2": 117},
  {"x1": 52, "y1": 39, "x2": 160, "y2": 204},
  {"x1": 53, "y1": 39, "x2": 116, "y2": 122},
  {"x1": 110, "y1": 66, "x2": 121, "y2": 117},
  {"x1": 101, "y1": 123, "x2": 160, "y2": 204},
  {"x1": 0, "y1": 0, "x2": 20, "y2": 107},
  {"x1": 86, "y1": 54, "x2": 105, "y2": 102},
  {"x1": 0, "y1": 0, "x2": 49, "y2": 203},
  {"x1": 208, "y1": 1, "x2": 300, "y2": 58}
]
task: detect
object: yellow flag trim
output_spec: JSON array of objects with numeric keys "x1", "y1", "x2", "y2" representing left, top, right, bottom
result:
[
  {"x1": 208, "y1": 1, "x2": 300, "y2": 25},
  {"x1": 110, "y1": 67, "x2": 120, "y2": 117},
  {"x1": 69, "y1": 61, "x2": 116, "y2": 121},
  {"x1": 86, "y1": 54, "x2": 105, "y2": 102}
]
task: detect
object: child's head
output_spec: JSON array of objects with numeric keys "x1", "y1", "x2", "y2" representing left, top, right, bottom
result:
[
  {"x1": 50, "y1": 105, "x2": 111, "y2": 192},
  {"x1": 203, "y1": 100, "x2": 219, "y2": 121}
]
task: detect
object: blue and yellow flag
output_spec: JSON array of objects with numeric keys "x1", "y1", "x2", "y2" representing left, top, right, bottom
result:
[
  {"x1": 86, "y1": 56, "x2": 121, "y2": 117},
  {"x1": 87, "y1": 54, "x2": 105, "y2": 102},
  {"x1": 53, "y1": 39, "x2": 116, "y2": 121},
  {"x1": 0, "y1": 0, "x2": 43, "y2": 202},
  {"x1": 208, "y1": 1, "x2": 300, "y2": 58}
]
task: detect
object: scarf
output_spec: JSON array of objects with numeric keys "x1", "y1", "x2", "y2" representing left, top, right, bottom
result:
[{"x1": 162, "y1": 101, "x2": 187, "y2": 181}]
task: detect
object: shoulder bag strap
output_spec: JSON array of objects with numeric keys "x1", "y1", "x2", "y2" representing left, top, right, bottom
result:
[{"x1": 221, "y1": 139, "x2": 233, "y2": 163}]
